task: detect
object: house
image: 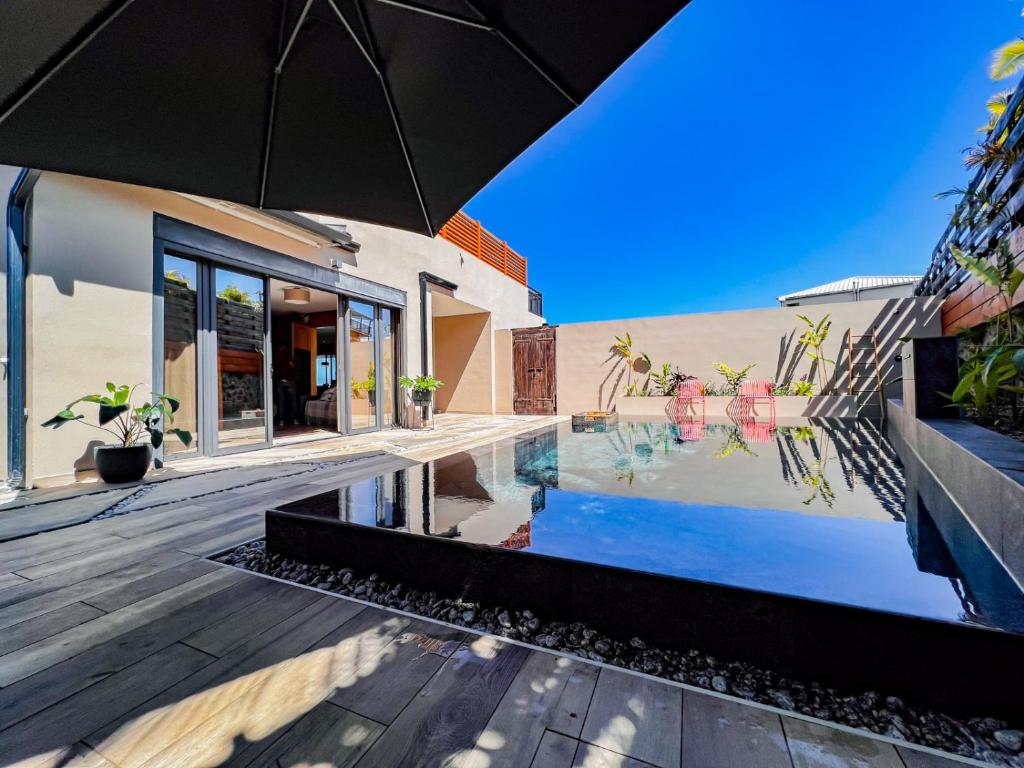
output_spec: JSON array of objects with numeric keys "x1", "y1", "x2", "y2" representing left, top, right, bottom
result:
[
  {"x1": 1, "y1": 169, "x2": 543, "y2": 488},
  {"x1": 777, "y1": 276, "x2": 920, "y2": 307}
]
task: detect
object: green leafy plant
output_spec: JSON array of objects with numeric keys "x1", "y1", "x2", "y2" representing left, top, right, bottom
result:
[
  {"x1": 795, "y1": 314, "x2": 834, "y2": 394},
  {"x1": 399, "y1": 374, "x2": 444, "y2": 393},
  {"x1": 711, "y1": 362, "x2": 755, "y2": 395},
  {"x1": 948, "y1": 343, "x2": 1024, "y2": 419},
  {"x1": 645, "y1": 364, "x2": 693, "y2": 397},
  {"x1": 952, "y1": 242, "x2": 1023, "y2": 341},
  {"x1": 42, "y1": 383, "x2": 191, "y2": 449},
  {"x1": 611, "y1": 334, "x2": 651, "y2": 396},
  {"x1": 218, "y1": 284, "x2": 254, "y2": 305}
]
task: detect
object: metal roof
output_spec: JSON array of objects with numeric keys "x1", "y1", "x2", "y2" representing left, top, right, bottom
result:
[{"x1": 777, "y1": 275, "x2": 920, "y2": 303}]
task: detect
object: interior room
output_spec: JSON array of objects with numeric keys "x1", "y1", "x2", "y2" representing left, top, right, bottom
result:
[{"x1": 269, "y1": 280, "x2": 339, "y2": 443}]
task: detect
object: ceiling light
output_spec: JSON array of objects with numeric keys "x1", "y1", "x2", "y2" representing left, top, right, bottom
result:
[{"x1": 283, "y1": 286, "x2": 311, "y2": 305}]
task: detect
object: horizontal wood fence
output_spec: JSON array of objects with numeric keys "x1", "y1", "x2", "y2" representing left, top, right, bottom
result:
[
  {"x1": 439, "y1": 211, "x2": 528, "y2": 286},
  {"x1": 916, "y1": 81, "x2": 1024, "y2": 334}
]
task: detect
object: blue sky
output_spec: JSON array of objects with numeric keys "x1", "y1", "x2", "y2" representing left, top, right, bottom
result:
[{"x1": 464, "y1": 0, "x2": 1023, "y2": 324}]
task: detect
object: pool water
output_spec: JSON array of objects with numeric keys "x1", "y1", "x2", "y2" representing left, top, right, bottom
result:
[{"x1": 277, "y1": 418, "x2": 1024, "y2": 632}]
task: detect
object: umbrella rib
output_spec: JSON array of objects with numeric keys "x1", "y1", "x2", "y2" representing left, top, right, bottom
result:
[
  {"x1": 368, "y1": 0, "x2": 490, "y2": 31},
  {"x1": 326, "y1": 0, "x2": 433, "y2": 234},
  {"x1": 461, "y1": 1, "x2": 579, "y2": 107},
  {"x1": 0, "y1": 0, "x2": 139, "y2": 128},
  {"x1": 260, "y1": 0, "x2": 317, "y2": 207}
]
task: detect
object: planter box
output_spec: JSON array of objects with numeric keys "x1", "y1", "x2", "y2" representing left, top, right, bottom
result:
[
  {"x1": 887, "y1": 398, "x2": 1024, "y2": 585},
  {"x1": 615, "y1": 395, "x2": 858, "y2": 419}
]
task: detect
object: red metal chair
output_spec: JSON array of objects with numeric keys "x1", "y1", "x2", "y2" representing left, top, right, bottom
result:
[
  {"x1": 740, "y1": 416, "x2": 777, "y2": 443},
  {"x1": 674, "y1": 415, "x2": 706, "y2": 442},
  {"x1": 675, "y1": 379, "x2": 706, "y2": 421},
  {"x1": 739, "y1": 379, "x2": 776, "y2": 419}
]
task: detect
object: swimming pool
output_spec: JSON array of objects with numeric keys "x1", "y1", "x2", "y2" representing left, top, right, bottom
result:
[{"x1": 270, "y1": 417, "x2": 1024, "y2": 633}]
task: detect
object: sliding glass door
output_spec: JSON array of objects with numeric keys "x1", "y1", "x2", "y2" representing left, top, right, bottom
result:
[
  {"x1": 347, "y1": 300, "x2": 377, "y2": 432},
  {"x1": 213, "y1": 267, "x2": 269, "y2": 451},
  {"x1": 162, "y1": 255, "x2": 200, "y2": 456}
]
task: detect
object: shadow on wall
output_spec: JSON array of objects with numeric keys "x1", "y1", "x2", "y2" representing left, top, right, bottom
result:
[{"x1": 559, "y1": 298, "x2": 942, "y2": 416}]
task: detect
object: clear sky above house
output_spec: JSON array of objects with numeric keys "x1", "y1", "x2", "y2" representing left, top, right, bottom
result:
[{"x1": 463, "y1": 0, "x2": 1023, "y2": 324}]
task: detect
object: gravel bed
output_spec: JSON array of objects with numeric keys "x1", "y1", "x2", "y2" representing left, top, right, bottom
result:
[{"x1": 218, "y1": 539, "x2": 1024, "y2": 766}]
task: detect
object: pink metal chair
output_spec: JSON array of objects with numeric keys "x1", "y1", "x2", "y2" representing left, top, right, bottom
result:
[
  {"x1": 740, "y1": 416, "x2": 777, "y2": 443},
  {"x1": 738, "y1": 379, "x2": 776, "y2": 419},
  {"x1": 674, "y1": 415, "x2": 706, "y2": 442},
  {"x1": 674, "y1": 379, "x2": 706, "y2": 421}
]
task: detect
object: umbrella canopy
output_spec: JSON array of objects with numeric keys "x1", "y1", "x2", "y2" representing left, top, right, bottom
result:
[{"x1": 0, "y1": 0, "x2": 688, "y2": 236}]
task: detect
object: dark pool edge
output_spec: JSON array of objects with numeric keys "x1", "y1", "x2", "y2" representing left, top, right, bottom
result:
[{"x1": 266, "y1": 508, "x2": 1024, "y2": 722}]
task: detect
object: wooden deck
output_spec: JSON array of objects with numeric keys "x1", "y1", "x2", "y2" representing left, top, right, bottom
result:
[{"x1": 0, "y1": 446, "x2": 974, "y2": 766}]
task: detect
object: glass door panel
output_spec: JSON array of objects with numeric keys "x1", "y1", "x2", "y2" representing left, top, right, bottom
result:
[
  {"x1": 215, "y1": 267, "x2": 268, "y2": 450},
  {"x1": 381, "y1": 307, "x2": 397, "y2": 427},
  {"x1": 348, "y1": 300, "x2": 376, "y2": 430},
  {"x1": 162, "y1": 255, "x2": 200, "y2": 455}
]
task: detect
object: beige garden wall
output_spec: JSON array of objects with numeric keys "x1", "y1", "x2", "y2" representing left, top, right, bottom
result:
[
  {"x1": 17, "y1": 171, "x2": 541, "y2": 484},
  {"x1": 433, "y1": 313, "x2": 493, "y2": 414},
  {"x1": 554, "y1": 298, "x2": 943, "y2": 416}
]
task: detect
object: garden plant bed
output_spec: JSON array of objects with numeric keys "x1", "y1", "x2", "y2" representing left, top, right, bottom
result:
[{"x1": 217, "y1": 539, "x2": 1024, "y2": 766}]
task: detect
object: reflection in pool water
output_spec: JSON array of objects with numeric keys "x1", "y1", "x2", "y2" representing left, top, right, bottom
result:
[{"x1": 276, "y1": 418, "x2": 1024, "y2": 633}]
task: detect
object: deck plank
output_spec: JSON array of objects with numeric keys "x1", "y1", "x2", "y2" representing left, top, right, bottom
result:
[
  {"x1": 0, "y1": 643, "x2": 214, "y2": 767},
  {"x1": 0, "y1": 568, "x2": 245, "y2": 686},
  {"x1": 784, "y1": 716, "x2": 905, "y2": 767},
  {"x1": 82, "y1": 558, "x2": 220, "y2": 613},
  {"x1": 461, "y1": 651, "x2": 597, "y2": 768},
  {"x1": 580, "y1": 668, "x2": 682, "y2": 768},
  {"x1": 0, "y1": 549, "x2": 195, "y2": 628},
  {"x1": 0, "y1": 572, "x2": 28, "y2": 590},
  {"x1": 897, "y1": 746, "x2": 973, "y2": 767},
  {"x1": 0, "y1": 601, "x2": 106, "y2": 656},
  {"x1": 531, "y1": 731, "x2": 579, "y2": 768},
  {"x1": 547, "y1": 660, "x2": 600, "y2": 739},
  {"x1": 355, "y1": 635, "x2": 530, "y2": 768},
  {"x1": 573, "y1": 741, "x2": 657, "y2": 767},
  {"x1": 85, "y1": 596, "x2": 367, "y2": 768},
  {"x1": 0, "y1": 531, "x2": 126, "y2": 574},
  {"x1": 0, "y1": 574, "x2": 278, "y2": 732},
  {"x1": 180, "y1": 577, "x2": 323, "y2": 657},
  {"x1": 327, "y1": 617, "x2": 465, "y2": 724},
  {"x1": 681, "y1": 691, "x2": 791, "y2": 768},
  {"x1": 241, "y1": 701, "x2": 384, "y2": 768}
]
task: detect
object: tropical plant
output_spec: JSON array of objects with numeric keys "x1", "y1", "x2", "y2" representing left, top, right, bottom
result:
[
  {"x1": 41, "y1": 383, "x2": 191, "y2": 449},
  {"x1": 952, "y1": 242, "x2": 1024, "y2": 341},
  {"x1": 611, "y1": 334, "x2": 651, "y2": 396},
  {"x1": 991, "y1": 37, "x2": 1024, "y2": 83},
  {"x1": 218, "y1": 284, "x2": 254, "y2": 305},
  {"x1": 645, "y1": 364, "x2": 693, "y2": 397},
  {"x1": 398, "y1": 374, "x2": 444, "y2": 393},
  {"x1": 786, "y1": 375, "x2": 814, "y2": 397},
  {"x1": 711, "y1": 362, "x2": 755, "y2": 395},
  {"x1": 795, "y1": 314, "x2": 834, "y2": 394},
  {"x1": 949, "y1": 343, "x2": 1024, "y2": 420}
]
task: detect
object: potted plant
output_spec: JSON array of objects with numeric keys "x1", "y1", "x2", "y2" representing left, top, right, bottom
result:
[
  {"x1": 399, "y1": 374, "x2": 444, "y2": 406},
  {"x1": 42, "y1": 383, "x2": 192, "y2": 484}
]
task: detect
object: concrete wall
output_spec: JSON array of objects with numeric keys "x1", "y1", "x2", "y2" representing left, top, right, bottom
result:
[
  {"x1": 13, "y1": 171, "x2": 542, "y2": 483},
  {"x1": 493, "y1": 329, "x2": 513, "y2": 415},
  {"x1": 433, "y1": 313, "x2": 493, "y2": 414},
  {"x1": 554, "y1": 297, "x2": 943, "y2": 416}
]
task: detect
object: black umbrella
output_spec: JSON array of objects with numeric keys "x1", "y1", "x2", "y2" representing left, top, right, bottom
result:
[{"x1": 0, "y1": 0, "x2": 688, "y2": 236}]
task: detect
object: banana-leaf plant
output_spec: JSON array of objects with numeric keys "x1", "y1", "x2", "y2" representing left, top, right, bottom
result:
[
  {"x1": 795, "y1": 314, "x2": 834, "y2": 394},
  {"x1": 951, "y1": 241, "x2": 1023, "y2": 342},
  {"x1": 41, "y1": 383, "x2": 192, "y2": 449},
  {"x1": 949, "y1": 343, "x2": 1024, "y2": 420}
]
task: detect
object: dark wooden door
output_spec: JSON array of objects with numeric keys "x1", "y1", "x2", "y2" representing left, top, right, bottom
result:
[{"x1": 513, "y1": 326, "x2": 556, "y2": 415}]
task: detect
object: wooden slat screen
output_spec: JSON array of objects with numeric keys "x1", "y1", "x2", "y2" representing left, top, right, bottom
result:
[
  {"x1": 438, "y1": 211, "x2": 528, "y2": 286},
  {"x1": 916, "y1": 81, "x2": 1024, "y2": 333}
]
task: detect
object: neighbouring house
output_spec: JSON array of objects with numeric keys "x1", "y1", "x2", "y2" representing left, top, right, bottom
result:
[
  {"x1": 777, "y1": 275, "x2": 920, "y2": 307},
  {"x1": 1, "y1": 169, "x2": 543, "y2": 487}
]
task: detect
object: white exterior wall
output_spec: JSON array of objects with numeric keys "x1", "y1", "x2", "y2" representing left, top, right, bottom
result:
[
  {"x1": 781, "y1": 284, "x2": 915, "y2": 307},
  {"x1": 16, "y1": 171, "x2": 542, "y2": 484}
]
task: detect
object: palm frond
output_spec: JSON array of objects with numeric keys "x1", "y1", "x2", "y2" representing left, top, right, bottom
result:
[{"x1": 990, "y1": 38, "x2": 1024, "y2": 80}]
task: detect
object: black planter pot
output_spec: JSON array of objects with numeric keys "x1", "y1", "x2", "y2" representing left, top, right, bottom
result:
[
  {"x1": 411, "y1": 389, "x2": 434, "y2": 406},
  {"x1": 94, "y1": 444, "x2": 153, "y2": 484}
]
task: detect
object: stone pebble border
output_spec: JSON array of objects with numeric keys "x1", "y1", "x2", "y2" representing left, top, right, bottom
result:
[{"x1": 217, "y1": 539, "x2": 1024, "y2": 767}]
